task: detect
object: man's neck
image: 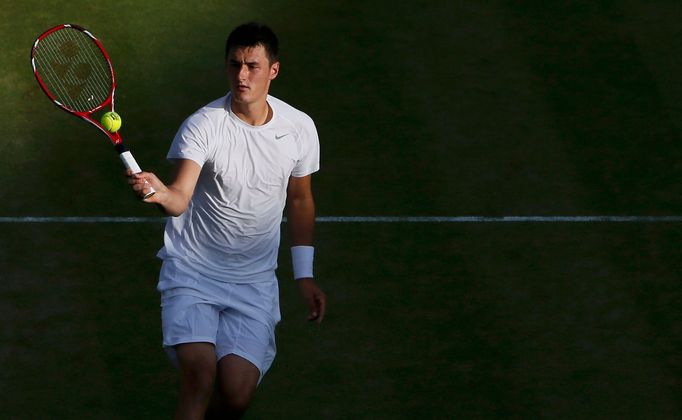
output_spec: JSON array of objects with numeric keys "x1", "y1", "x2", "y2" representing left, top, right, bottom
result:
[{"x1": 231, "y1": 99, "x2": 271, "y2": 126}]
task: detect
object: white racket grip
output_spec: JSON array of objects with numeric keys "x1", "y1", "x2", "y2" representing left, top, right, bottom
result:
[
  {"x1": 120, "y1": 151, "x2": 142, "y2": 173},
  {"x1": 120, "y1": 151, "x2": 156, "y2": 198}
]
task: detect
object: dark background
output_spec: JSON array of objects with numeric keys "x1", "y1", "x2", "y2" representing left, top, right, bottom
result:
[{"x1": 1, "y1": 1, "x2": 681, "y2": 418}]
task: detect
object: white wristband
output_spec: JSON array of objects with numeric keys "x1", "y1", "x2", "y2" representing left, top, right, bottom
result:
[{"x1": 291, "y1": 246, "x2": 314, "y2": 280}]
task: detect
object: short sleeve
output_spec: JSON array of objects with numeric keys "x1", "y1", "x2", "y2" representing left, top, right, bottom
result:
[
  {"x1": 167, "y1": 114, "x2": 210, "y2": 168},
  {"x1": 291, "y1": 115, "x2": 320, "y2": 177}
]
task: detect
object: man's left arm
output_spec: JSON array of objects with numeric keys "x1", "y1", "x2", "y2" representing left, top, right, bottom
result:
[{"x1": 287, "y1": 175, "x2": 326, "y2": 324}]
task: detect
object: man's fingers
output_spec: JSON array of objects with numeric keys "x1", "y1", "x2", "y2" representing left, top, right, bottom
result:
[{"x1": 308, "y1": 292, "x2": 326, "y2": 324}]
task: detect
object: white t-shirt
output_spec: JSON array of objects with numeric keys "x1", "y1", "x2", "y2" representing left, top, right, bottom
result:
[{"x1": 157, "y1": 93, "x2": 320, "y2": 283}]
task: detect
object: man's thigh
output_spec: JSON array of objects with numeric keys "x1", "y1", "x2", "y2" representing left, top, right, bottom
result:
[{"x1": 217, "y1": 354, "x2": 260, "y2": 396}]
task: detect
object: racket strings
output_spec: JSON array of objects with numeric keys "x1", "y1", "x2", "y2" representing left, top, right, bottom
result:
[
  {"x1": 34, "y1": 27, "x2": 112, "y2": 113},
  {"x1": 50, "y1": 28, "x2": 111, "y2": 106}
]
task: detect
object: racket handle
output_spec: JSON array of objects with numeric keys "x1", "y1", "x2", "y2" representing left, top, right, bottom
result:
[{"x1": 119, "y1": 150, "x2": 156, "y2": 199}]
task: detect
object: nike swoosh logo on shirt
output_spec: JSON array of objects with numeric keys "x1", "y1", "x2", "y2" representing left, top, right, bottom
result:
[{"x1": 275, "y1": 133, "x2": 289, "y2": 140}]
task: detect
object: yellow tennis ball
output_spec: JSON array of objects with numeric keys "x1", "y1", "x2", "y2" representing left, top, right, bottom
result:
[{"x1": 101, "y1": 111, "x2": 122, "y2": 133}]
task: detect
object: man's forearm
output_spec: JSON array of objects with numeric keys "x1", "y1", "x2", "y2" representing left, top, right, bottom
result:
[
  {"x1": 287, "y1": 196, "x2": 315, "y2": 245},
  {"x1": 154, "y1": 185, "x2": 192, "y2": 217}
]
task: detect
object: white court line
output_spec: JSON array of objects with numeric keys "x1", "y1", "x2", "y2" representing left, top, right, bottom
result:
[{"x1": 1, "y1": 216, "x2": 682, "y2": 223}]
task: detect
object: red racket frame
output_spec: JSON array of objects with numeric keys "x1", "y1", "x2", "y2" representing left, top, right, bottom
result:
[
  {"x1": 31, "y1": 23, "x2": 123, "y2": 146},
  {"x1": 30, "y1": 24, "x2": 155, "y2": 198}
]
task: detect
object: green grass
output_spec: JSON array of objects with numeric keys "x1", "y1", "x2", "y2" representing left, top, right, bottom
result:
[
  {"x1": 1, "y1": 223, "x2": 680, "y2": 418},
  {"x1": 2, "y1": 0, "x2": 682, "y2": 418}
]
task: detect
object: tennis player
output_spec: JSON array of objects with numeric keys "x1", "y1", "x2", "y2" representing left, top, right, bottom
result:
[{"x1": 128, "y1": 22, "x2": 326, "y2": 419}]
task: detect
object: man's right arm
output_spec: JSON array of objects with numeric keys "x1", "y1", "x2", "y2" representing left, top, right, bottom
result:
[{"x1": 128, "y1": 159, "x2": 202, "y2": 216}]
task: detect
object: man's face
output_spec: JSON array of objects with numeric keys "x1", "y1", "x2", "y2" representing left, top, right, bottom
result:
[{"x1": 227, "y1": 45, "x2": 279, "y2": 106}]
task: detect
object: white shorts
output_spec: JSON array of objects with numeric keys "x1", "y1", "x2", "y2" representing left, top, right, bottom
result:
[{"x1": 157, "y1": 258, "x2": 281, "y2": 380}]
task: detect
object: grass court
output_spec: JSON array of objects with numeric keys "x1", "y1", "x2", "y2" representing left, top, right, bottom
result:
[{"x1": 1, "y1": 1, "x2": 681, "y2": 418}]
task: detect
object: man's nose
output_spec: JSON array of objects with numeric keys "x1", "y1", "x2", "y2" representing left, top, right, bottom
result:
[{"x1": 238, "y1": 65, "x2": 248, "y2": 80}]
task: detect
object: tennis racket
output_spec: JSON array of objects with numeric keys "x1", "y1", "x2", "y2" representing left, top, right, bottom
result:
[{"x1": 30, "y1": 23, "x2": 155, "y2": 198}]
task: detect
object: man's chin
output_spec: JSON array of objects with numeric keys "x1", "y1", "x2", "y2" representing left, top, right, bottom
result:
[{"x1": 232, "y1": 91, "x2": 256, "y2": 103}]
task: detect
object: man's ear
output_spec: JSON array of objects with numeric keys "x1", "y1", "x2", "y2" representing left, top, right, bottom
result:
[{"x1": 270, "y1": 61, "x2": 280, "y2": 80}]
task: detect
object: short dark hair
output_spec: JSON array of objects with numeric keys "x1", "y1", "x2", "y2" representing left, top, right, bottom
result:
[{"x1": 225, "y1": 22, "x2": 279, "y2": 63}]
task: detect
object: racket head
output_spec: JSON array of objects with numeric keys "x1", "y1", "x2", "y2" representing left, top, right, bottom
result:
[{"x1": 31, "y1": 24, "x2": 121, "y2": 143}]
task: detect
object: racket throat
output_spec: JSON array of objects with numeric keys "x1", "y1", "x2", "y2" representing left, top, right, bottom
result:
[{"x1": 114, "y1": 143, "x2": 128, "y2": 154}]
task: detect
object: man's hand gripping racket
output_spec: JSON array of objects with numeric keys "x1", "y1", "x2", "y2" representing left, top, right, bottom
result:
[{"x1": 30, "y1": 24, "x2": 155, "y2": 199}]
